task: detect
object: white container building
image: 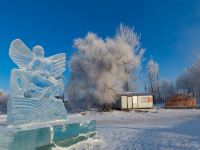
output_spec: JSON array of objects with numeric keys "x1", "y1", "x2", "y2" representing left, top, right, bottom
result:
[{"x1": 114, "y1": 92, "x2": 153, "y2": 110}]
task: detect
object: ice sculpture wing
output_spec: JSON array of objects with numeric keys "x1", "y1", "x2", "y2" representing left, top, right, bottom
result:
[
  {"x1": 48, "y1": 53, "x2": 66, "y2": 78},
  {"x1": 9, "y1": 39, "x2": 33, "y2": 69}
]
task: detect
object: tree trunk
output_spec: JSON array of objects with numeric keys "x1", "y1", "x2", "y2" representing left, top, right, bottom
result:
[{"x1": 101, "y1": 103, "x2": 112, "y2": 112}]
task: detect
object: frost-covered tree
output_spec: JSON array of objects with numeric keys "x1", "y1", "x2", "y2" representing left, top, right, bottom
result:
[
  {"x1": 0, "y1": 89, "x2": 8, "y2": 113},
  {"x1": 187, "y1": 56, "x2": 200, "y2": 95},
  {"x1": 176, "y1": 57, "x2": 200, "y2": 96},
  {"x1": 146, "y1": 58, "x2": 159, "y2": 103},
  {"x1": 67, "y1": 24, "x2": 144, "y2": 111},
  {"x1": 117, "y1": 24, "x2": 145, "y2": 92},
  {"x1": 176, "y1": 71, "x2": 194, "y2": 95},
  {"x1": 159, "y1": 79, "x2": 175, "y2": 102},
  {"x1": 146, "y1": 59, "x2": 175, "y2": 103}
]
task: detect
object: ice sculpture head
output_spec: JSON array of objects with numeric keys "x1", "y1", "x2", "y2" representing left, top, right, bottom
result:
[
  {"x1": 8, "y1": 39, "x2": 67, "y2": 125},
  {"x1": 33, "y1": 45, "x2": 44, "y2": 58}
]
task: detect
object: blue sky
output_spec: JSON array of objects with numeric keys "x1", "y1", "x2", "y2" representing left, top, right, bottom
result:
[{"x1": 0, "y1": 0, "x2": 200, "y2": 90}]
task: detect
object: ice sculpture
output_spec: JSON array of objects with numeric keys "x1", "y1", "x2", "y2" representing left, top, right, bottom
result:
[
  {"x1": 0, "y1": 39, "x2": 97, "y2": 150},
  {"x1": 8, "y1": 39, "x2": 67, "y2": 125}
]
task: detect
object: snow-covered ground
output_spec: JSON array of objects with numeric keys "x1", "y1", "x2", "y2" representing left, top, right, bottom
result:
[
  {"x1": 1, "y1": 108, "x2": 200, "y2": 150},
  {"x1": 68, "y1": 108, "x2": 200, "y2": 150}
]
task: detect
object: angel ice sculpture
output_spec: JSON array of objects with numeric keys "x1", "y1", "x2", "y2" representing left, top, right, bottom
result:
[{"x1": 8, "y1": 39, "x2": 67, "y2": 125}]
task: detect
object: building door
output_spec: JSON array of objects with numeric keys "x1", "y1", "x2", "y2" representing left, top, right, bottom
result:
[{"x1": 132, "y1": 96, "x2": 137, "y2": 108}]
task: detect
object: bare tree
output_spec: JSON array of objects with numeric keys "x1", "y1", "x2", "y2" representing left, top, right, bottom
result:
[{"x1": 67, "y1": 24, "x2": 144, "y2": 111}]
